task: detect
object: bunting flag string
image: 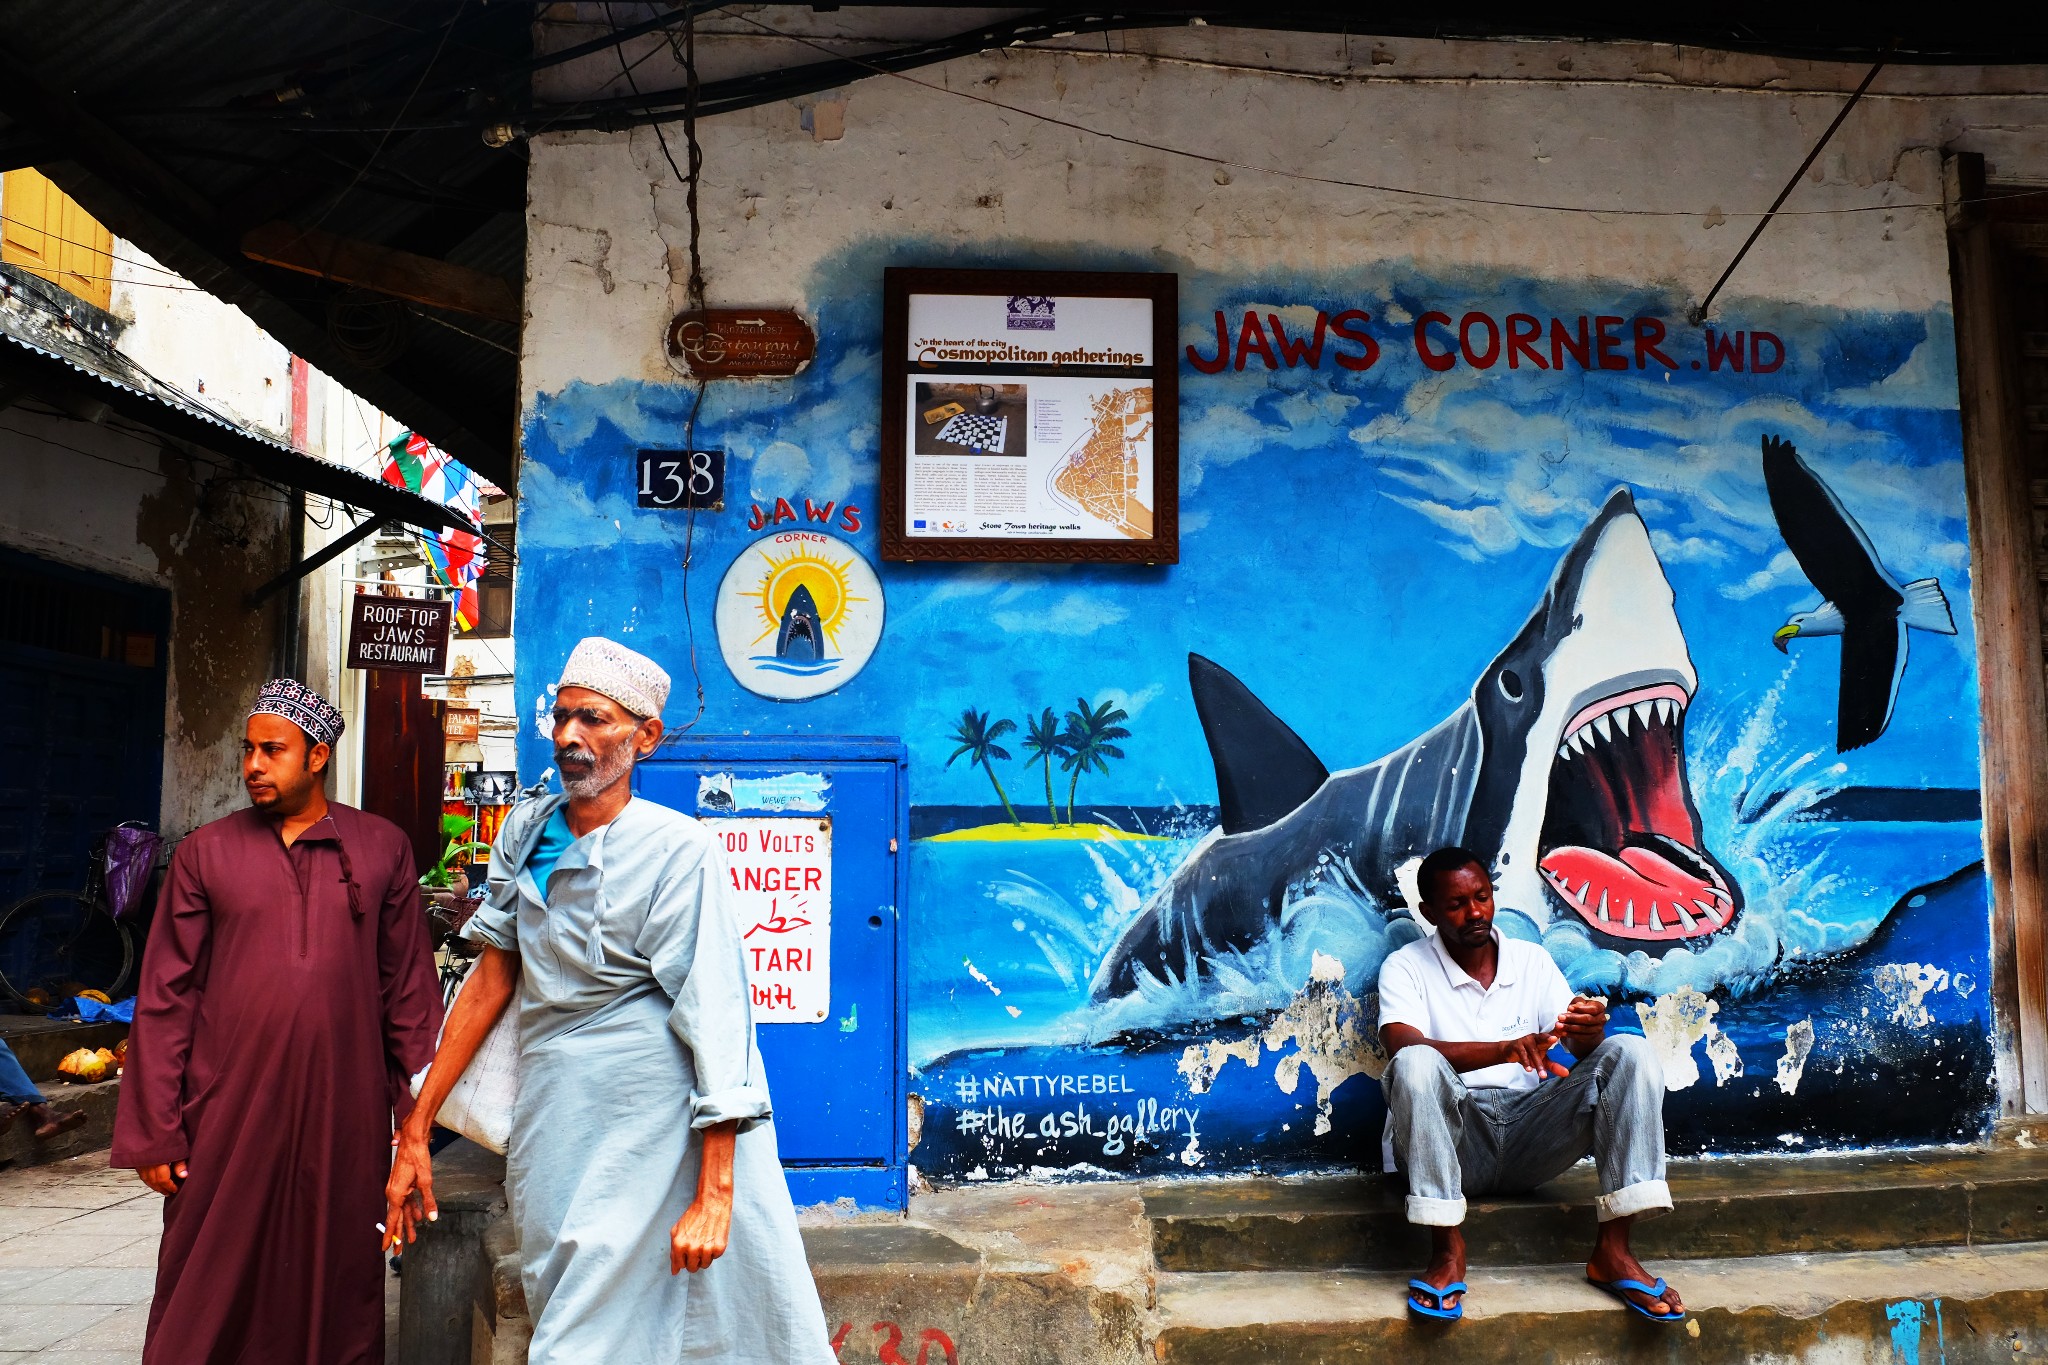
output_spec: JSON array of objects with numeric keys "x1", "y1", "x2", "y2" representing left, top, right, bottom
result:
[{"x1": 381, "y1": 431, "x2": 486, "y2": 631}]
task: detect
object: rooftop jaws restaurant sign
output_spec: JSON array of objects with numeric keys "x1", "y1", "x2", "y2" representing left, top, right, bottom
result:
[{"x1": 347, "y1": 595, "x2": 452, "y2": 673}]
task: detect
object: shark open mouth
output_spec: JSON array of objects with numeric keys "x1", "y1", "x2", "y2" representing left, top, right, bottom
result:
[{"x1": 1537, "y1": 683, "x2": 1740, "y2": 943}]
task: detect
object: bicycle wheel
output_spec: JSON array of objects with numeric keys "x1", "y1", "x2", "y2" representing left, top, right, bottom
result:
[{"x1": 0, "y1": 891, "x2": 135, "y2": 1008}]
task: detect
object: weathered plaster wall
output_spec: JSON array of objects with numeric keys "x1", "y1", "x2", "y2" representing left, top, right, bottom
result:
[
  {"x1": 110, "y1": 244, "x2": 295, "y2": 443},
  {"x1": 518, "y1": 27, "x2": 2048, "y2": 1179},
  {"x1": 0, "y1": 409, "x2": 287, "y2": 839},
  {"x1": 525, "y1": 30, "x2": 2048, "y2": 399}
]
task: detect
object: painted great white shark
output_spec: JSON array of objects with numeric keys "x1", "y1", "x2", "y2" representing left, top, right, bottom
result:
[{"x1": 1089, "y1": 487, "x2": 1743, "y2": 1001}]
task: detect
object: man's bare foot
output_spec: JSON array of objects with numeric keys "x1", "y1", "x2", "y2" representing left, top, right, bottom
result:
[
  {"x1": 1587, "y1": 1218, "x2": 1681, "y2": 1317},
  {"x1": 1414, "y1": 1227, "x2": 1467, "y2": 1312}
]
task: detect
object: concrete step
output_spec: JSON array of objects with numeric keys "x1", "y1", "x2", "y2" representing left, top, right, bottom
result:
[
  {"x1": 1146, "y1": 1148, "x2": 2048, "y2": 1273},
  {"x1": 473, "y1": 1182, "x2": 1159, "y2": 1365},
  {"x1": 0, "y1": 1076, "x2": 120, "y2": 1169},
  {"x1": 1154, "y1": 1242, "x2": 2048, "y2": 1364},
  {"x1": 0, "y1": 1016, "x2": 129, "y2": 1082}
]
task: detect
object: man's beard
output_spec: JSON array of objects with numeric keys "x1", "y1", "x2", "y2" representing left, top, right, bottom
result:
[{"x1": 557, "y1": 741, "x2": 634, "y2": 798}]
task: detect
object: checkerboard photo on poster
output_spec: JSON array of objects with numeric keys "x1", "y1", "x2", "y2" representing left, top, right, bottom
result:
[{"x1": 913, "y1": 381, "x2": 1026, "y2": 457}]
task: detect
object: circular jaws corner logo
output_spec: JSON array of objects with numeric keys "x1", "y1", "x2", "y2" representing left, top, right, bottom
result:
[{"x1": 714, "y1": 532, "x2": 884, "y2": 701}]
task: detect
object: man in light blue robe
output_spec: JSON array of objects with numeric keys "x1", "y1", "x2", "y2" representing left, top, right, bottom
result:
[{"x1": 389, "y1": 637, "x2": 835, "y2": 1364}]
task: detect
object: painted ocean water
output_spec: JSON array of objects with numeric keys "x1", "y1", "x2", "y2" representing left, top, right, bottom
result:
[{"x1": 908, "y1": 810, "x2": 1990, "y2": 1178}]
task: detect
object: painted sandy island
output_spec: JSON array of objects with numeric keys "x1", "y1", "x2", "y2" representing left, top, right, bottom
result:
[{"x1": 921, "y1": 821, "x2": 1168, "y2": 844}]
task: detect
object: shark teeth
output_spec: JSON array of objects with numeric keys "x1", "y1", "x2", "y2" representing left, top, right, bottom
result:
[{"x1": 1555, "y1": 692, "x2": 1687, "y2": 761}]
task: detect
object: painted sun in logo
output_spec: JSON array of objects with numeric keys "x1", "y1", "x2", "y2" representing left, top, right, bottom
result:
[{"x1": 748, "y1": 543, "x2": 869, "y2": 649}]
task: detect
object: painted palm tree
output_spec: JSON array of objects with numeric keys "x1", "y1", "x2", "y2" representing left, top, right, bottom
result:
[
  {"x1": 1059, "y1": 698, "x2": 1131, "y2": 826},
  {"x1": 1020, "y1": 707, "x2": 1070, "y2": 824},
  {"x1": 947, "y1": 708, "x2": 1020, "y2": 825}
]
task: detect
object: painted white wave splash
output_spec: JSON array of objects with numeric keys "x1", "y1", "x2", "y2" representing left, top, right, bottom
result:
[{"x1": 1545, "y1": 657, "x2": 1908, "y2": 1002}]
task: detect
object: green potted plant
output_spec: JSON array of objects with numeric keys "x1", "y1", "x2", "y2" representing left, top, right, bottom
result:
[{"x1": 422, "y1": 813, "x2": 492, "y2": 890}]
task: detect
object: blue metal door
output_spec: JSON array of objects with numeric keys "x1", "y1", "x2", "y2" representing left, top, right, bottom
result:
[
  {"x1": 636, "y1": 737, "x2": 906, "y2": 1210},
  {"x1": 0, "y1": 547, "x2": 168, "y2": 911}
]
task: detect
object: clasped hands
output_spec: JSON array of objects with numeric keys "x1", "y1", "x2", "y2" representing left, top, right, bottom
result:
[{"x1": 1500, "y1": 996, "x2": 1608, "y2": 1079}]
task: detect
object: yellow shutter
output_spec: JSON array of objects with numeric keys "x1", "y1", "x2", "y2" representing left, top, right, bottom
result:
[{"x1": 1, "y1": 168, "x2": 114, "y2": 310}]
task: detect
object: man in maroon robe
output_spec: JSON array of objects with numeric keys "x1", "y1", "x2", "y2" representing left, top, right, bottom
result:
[{"x1": 113, "y1": 678, "x2": 443, "y2": 1364}]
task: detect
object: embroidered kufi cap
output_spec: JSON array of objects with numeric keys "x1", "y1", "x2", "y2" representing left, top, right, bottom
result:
[
  {"x1": 250, "y1": 678, "x2": 346, "y2": 748},
  {"x1": 558, "y1": 637, "x2": 669, "y2": 720}
]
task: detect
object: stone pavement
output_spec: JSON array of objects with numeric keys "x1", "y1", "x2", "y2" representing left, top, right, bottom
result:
[{"x1": 0, "y1": 1149, "x2": 400, "y2": 1363}]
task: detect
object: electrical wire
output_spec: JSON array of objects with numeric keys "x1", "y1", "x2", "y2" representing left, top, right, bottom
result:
[
  {"x1": 300, "y1": 0, "x2": 470, "y2": 238},
  {"x1": 1691, "y1": 57, "x2": 1887, "y2": 320},
  {"x1": 0, "y1": 409, "x2": 336, "y2": 518},
  {"x1": 606, "y1": 1, "x2": 707, "y2": 738},
  {"x1": 1, "y1": 275, "x2": 291, "y2": 441},
  {"x1": 0, "y1": 215, "x2": 192, "y2": 278},
  {"x1": 697, "y1": 13, "x2": 2037, "y2": 223},
  {"x1": 6, "y1": 291, "x2": 260, "y2": 440},
  {"x1": 3, "y1": 267, "x2": 211, "y2": 293},
  {"x1": 413, "y1": 307, "x2": 518, "y2": 354}
]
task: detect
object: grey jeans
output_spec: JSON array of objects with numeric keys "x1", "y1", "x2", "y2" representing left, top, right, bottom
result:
[{"x1": 1381, "y1": 1033, "x2": 1672, "y2": 1227}]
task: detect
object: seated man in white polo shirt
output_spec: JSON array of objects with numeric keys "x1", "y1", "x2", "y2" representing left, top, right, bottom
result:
[{"x1": 1377, "y1": 846, "x2": 1682, "y2": 1324}]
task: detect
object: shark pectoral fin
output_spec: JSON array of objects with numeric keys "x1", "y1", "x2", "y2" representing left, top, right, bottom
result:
[
  {"x1": 1900, "y1": 577, "x2": 1956, "y2": 635},
  {"x1": 1189, "y1": 653, "x2": 1329, "y2": 835}
]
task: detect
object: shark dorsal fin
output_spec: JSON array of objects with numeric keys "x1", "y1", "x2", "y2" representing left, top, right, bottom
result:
[{"x1": 1189, "y1": 653, "x2": 1329, "y2": 835}]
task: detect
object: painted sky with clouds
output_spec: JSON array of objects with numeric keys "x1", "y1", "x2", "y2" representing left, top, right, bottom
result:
[{"x1": 516, "y1": 249, "x2": 1978, "y2": 811}]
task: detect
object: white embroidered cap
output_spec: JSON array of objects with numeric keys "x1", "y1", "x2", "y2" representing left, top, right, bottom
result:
[{"x1": 557, "y1": 637, "x2": 670, "y2": 720}]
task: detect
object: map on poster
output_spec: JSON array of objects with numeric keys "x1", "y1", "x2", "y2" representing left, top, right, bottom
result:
[
  {"x1": 903, "y1": 291, "x2": 1158, "y2": 542},
  {"x1": 705, "y1": 817, "x2": 832, "y2": 1023}
]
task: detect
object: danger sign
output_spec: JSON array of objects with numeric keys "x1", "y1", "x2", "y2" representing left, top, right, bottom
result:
[{"x1": 705, "y1": 817, "x2": 831, "y2": 1023}]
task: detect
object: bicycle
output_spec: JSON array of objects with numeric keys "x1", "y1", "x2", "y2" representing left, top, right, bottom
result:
[
  {"x1": 423, "y1": 881, "x2": 484, "y2": 1008},
  {"x1": 0, "y1": 828, "x2": 146, "y2": 1010}
]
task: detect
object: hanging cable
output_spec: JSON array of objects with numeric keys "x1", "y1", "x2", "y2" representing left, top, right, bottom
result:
[
  {"x1": 606, "y1": 2, "x2": 708, "y2": 736},
  {"x1": 703, "y1": 14, "x2": 1973, "y2": 225},
  {"x1": 1689, "y1": 58, "x2": 1888, "y2": 323}
]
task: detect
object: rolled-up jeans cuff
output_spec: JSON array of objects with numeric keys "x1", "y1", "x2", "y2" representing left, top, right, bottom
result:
[
  {"x1": 1595, "y1": 1179, "x2": 1672, "y2": 1223},
  {"x1": 1404, "y1": 1194, "x2": 1466, "y2": 1227}
]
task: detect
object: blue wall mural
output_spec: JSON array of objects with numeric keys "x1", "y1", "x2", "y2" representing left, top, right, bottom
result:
[{"x1": 517, "y1": 245, "x2": 1992, "y2": 1181}]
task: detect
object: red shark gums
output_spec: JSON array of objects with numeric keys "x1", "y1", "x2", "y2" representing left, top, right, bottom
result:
[{"x1": 1538, "y1": 682, "x2": 1737, "y2": 943}]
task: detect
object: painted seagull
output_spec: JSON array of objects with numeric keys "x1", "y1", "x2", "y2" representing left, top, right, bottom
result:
[
  {"x1": 1089, "y1": 488, "x2": 1742, "y2": 1002},
  {"x1": 1761, "y1": 435, "x2": 1956, "y2": 753}
]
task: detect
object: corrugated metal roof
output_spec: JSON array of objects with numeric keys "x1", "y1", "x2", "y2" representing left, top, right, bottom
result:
[
  {"x1": 0, "y1": 2, "x2": 532, "y2": 483},
  {"x1": 3, "y1": 1, "x2": 2044, "y2": 498},
  {"x1": 0, "y1": 273, "x2": 476, "y2": 534}
]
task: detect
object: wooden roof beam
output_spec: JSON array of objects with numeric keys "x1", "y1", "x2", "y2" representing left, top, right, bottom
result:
[
  {"x1": 0, "y1": 48, "x2": 512, "y2": 483},
  {"x1": 242, "y1": 222, "x2": 520, "y2": 324}
]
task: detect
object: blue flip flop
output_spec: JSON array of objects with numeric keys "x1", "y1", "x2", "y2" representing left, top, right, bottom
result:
[
  {"x1": 1406, "y1": 1279, "x2": 1467, "y2": 1321},
  {"x1": 1587, "y1": 1275, "x2": 1685, "y2": 1323}
]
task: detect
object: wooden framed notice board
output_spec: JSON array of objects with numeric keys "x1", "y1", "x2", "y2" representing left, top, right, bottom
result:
[{"x1": 879, "y1": 267, "x2": 1178, "y2": 563}]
